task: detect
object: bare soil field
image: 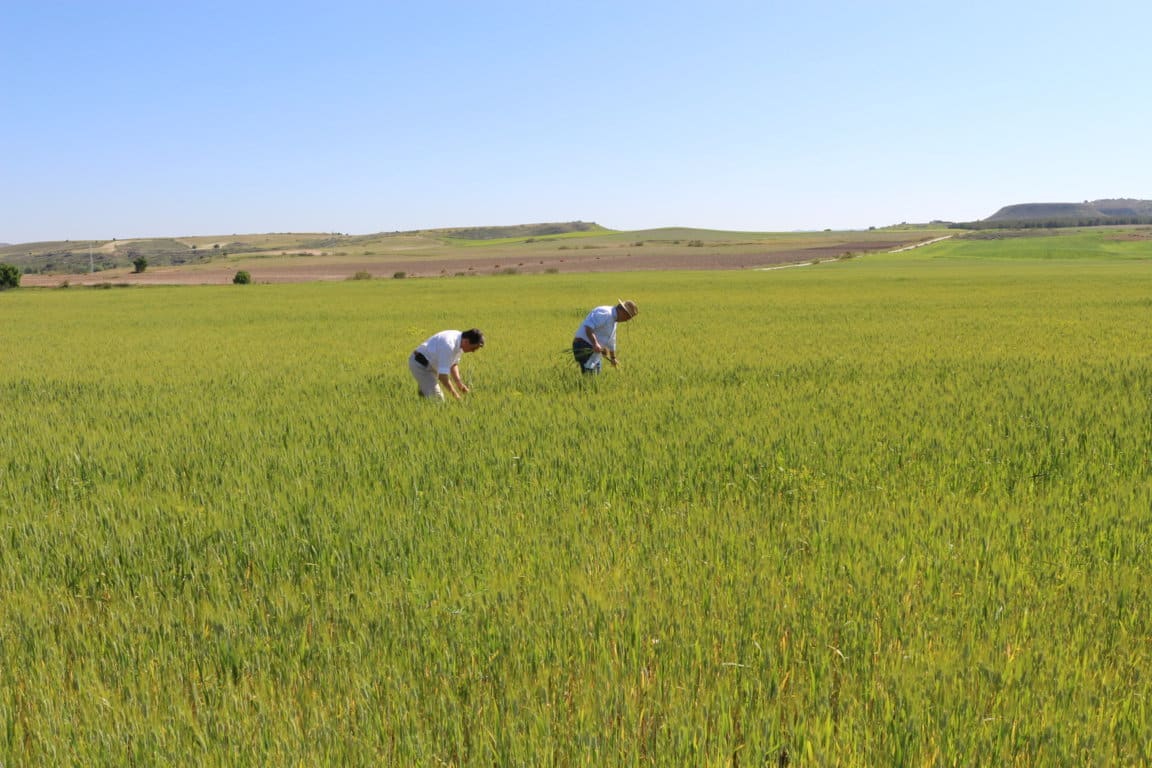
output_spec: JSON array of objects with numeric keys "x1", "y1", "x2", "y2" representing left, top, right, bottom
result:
[{"x1": 19, "y1": 239, "x2": 914, "y2": 287}]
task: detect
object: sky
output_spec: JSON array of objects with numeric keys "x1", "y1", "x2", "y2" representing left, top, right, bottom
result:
[{"x1": 3, "y1": 0, "x2": 1151, "y2": 244}]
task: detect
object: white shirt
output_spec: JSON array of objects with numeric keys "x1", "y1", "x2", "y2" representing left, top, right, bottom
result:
[
  {"x1": 575, "y1": 306, "x2": 617, "y2": 351},
  {"x1": 416, "y1": 330, "x2": 463, "y2": 374}
]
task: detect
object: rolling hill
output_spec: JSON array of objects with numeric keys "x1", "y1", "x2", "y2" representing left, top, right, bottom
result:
[
  {"x1": 956, "y1": 198, "x2": 1152, "y2": 229},
  {"x1": 0, "y1": 222, "x2": 607, "y2": 276},
  {"x1": 2, "y1": 222, "x2": 946, "y2": 285}
]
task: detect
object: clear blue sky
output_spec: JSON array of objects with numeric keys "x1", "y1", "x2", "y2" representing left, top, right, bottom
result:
[{"x1": 4, "y1": 0, "x2": 1151, "y2": 244}]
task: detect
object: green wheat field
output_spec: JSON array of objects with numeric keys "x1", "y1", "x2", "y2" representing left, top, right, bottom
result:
[{"x1": 2, "y1": 232, "x2": 1151, "y2": 765}]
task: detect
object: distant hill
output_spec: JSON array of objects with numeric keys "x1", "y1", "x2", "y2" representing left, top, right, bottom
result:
[
  {"x1": 436, "y1": 221, "x2": 605, "y2": 240},
  {"x1": 0, "y1": 222, "x2": 611, "y2": 275},
  {"x1": 954, "y1": 198, "x2": 1152, "y2": 229},
  {"x1": 0, "y1": 234, "x2": 327, "y2": 275}
]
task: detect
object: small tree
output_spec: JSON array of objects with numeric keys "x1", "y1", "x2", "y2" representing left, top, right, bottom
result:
[
  {"x1": 132, "y1": 256, "x2": 148, "y2": 274},
  {"x1": 233, "y1": 270, "x2": 251, "y2": 285},
  {"x1": 0, "y1": 263, "x2": 20, "y2": 290}
]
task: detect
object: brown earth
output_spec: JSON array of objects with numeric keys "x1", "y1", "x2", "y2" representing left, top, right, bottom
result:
[{"x1": 19, "y1": 240, "x2": 911, "y2": 287}]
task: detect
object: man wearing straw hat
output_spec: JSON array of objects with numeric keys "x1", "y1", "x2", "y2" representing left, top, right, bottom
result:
[{"x1": 572, "y1": 299, "x2": 638, "y2": 374}]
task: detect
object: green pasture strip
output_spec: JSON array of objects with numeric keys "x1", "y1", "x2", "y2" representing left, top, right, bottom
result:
[
  {"x1": 2, "y1": 257, "x2": 1151, "y2": 765},
  {"x1": 888, "y1": 227, "x2": 1152, "y2": 261}
]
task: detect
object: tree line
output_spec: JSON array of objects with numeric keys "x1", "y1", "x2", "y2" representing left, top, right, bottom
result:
[{"x1": 950, "y1": 216, "x2": 1152, "y2": 230}]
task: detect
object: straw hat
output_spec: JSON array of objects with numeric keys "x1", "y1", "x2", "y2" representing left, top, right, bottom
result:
[{"x1": 617, "y1": 299, "x2": 638, "y2": 319}]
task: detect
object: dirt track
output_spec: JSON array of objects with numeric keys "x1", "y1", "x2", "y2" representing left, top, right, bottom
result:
[{"x1": 19, "y1": 240, "x2": 911, "y2": 287}]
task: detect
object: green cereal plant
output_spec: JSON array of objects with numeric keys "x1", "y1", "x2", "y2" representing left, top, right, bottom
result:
[{"x1": 1, "y1": 244, "x2": 1151, "y2": 765}]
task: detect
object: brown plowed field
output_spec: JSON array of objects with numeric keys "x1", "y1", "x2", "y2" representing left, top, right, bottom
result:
[{"x1": 19, "y1": 240, "x2": 914, "y2": 287}]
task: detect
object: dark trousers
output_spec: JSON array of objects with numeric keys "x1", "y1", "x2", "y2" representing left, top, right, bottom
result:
[{"x1": 572, "y1": 338, "x2": 600, "y2": 374}]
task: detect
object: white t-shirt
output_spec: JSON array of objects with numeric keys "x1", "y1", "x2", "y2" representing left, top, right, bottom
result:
[
  {"x1": 417, "y1": 330, "x2": 463, "y2": 374},
  {"x1": 575, "y1": 306, "x2": 617, "y2": 351}
]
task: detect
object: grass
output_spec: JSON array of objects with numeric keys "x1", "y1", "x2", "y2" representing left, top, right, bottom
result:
[
  {"x1": 2, "y1": 244, "x2": 1151, "y2": 764},
  {"x1": 921, "y1": 228, "x2": 1152, "y2": 261}
]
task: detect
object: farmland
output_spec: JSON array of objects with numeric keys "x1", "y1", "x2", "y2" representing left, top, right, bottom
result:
[
  {"x1": 2, "y1": 233, "x2": 1151, "y2": 765},
  {"x1": 8, "y1": 224, "x2": 945, "y2": 285}
]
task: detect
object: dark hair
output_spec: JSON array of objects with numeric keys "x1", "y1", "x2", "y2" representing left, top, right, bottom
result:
[{"x1": 462, "y1": 328, "x2": 485, "y2": 347}]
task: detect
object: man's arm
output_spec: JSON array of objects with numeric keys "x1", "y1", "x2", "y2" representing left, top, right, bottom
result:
[
  {"x1": 450, "y1": 363, "x2": 470, "y2": 396},
  {"x1": 584, "y1": 325, "x2": 605, "y2": 353},
  {"x1": 584, "y1": 325, "x2": 618, "y2": 366},
  {"x1": 438, "y1": 372, "x2": 462, "y2": 400}
]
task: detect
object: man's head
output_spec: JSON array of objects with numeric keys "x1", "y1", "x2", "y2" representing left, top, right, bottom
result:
[
  {"x1": 462, "y1": 328, "x2": 485, "y2": 352},
  {"x1": 615, "y1": 299, "x2": 638, "y2": 322}
]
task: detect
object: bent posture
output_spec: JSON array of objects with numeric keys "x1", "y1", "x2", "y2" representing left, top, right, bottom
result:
[
  {"x1": 572, "y1": 299, "x2": 637, "y2": 374},
  {"x1": 409, "y1": 328, "x2": 485, "y2": 400}
]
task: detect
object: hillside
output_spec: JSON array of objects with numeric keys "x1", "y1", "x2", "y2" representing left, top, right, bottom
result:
[
  {"x1": 955, "y1": 198, "x2": 1152, "y2": 229},
  {"x1": 0, "y1": 222, "x2": 608, "y2": 275},
  {"x1": 4, "y1": 224, "x2": 947, "y2": 286},
  {"x1": 436, "y1": 221, "x2": 605, "y2": 240}
]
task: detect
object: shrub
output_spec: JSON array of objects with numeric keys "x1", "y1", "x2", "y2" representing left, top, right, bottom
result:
[
  {"x1": 350, "y1": 271, "x2": 372, "y2": 281},
  {"x1": 393, "y1": 271, "x2": 406, "y2": 279},
  {"x1": 0, "y1": 263, "x2": 20, "y2": 289},
  {"x1": 132, "y1": 257, "x2": 148, "y2": 273},
  {"x1": 233, "y1": 270, "x2": 252, "y2": 285}
]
